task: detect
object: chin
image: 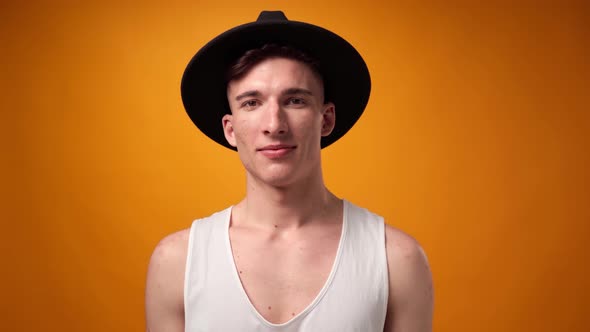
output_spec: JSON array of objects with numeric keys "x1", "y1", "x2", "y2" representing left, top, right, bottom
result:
[
  {"x1": 259, "y1": 171, "x2": 298, "y2": 188},
  {"x1": 249, "y1": 165, "x2": 301, "y2": 188}
]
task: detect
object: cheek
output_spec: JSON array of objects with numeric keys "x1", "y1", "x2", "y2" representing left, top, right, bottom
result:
[
  {"x1": 232, "y1": 118, "x2": 257, "y2": 147},
  {"x1": 293, "y1": 115, "x2": 323, "y2": 138}
]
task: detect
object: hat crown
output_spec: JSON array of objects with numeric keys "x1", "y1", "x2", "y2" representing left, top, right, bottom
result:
[
  {"x1": 256, "y1": 10, "x2": 288, "y2": 22},
  {"x1": 182, "y1": 10, "x2": 371, "y2": 150}
]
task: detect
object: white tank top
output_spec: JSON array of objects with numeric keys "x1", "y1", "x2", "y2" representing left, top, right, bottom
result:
[{"x1": 184, "y1": 200, "x2": 388, "y2": 331}]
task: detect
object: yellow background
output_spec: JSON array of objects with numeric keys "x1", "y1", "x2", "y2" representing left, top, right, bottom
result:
[{"x1": 2, "y1": 1, "x2": 589, "y2": 331}]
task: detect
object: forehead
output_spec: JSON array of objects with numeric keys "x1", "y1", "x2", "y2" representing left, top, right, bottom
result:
[{"x1": 226, "y1": 57, "x2": 324, "y2": 96}]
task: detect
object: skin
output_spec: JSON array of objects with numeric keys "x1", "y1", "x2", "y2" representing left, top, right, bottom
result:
[{"x1": 145, "y1": 57, "x2": 433, "y2": 331}]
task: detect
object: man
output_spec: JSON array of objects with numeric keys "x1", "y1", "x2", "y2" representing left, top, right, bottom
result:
[{"x1": 145, "y1": 11, "x2": 433, "y2": 331}]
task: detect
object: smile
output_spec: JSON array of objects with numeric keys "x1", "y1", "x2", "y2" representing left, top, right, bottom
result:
[{"x1": 257, "y1": 145, "x2": 297, "y2": 159}]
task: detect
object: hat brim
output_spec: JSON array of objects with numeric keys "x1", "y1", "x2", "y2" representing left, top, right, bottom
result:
[{"x1": 181, "y1": 17, "x2": 371, "y2": 150}]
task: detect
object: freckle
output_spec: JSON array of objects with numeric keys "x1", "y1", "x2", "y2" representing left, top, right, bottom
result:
[{"x1": 268, "y1": 306, "x2": 272, "y2": 310}]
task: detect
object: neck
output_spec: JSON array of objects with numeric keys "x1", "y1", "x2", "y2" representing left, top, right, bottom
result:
[{"x1": 235, "y1": 169, "x2": 340, "y2": 229}]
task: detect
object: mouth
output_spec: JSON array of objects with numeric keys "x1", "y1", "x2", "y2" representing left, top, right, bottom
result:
[{"x1": 257, "y1": 144, "x2": 297, "y2": 158}]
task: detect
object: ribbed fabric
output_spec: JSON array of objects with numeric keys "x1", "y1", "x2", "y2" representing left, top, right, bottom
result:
[{"x1": 184, "y1": 200, "x2": 388, "y2": 332}]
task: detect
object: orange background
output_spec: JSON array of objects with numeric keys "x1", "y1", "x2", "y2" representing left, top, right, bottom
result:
[{"x1": 2, "y1": 1, "x2": 589, "y2": 331}]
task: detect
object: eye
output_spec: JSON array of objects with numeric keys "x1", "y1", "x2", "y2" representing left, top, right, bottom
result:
[
  {"x1": 240, "y1": 99, "x2": 260, "y2": 110},
  {"x1": 286, "y1": 97, "x2": 306, "y2": 106}
]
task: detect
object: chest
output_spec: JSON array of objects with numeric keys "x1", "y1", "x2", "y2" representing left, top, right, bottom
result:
[{"x1": 228, "y1": 225, "x2": 342, "y2": 324}]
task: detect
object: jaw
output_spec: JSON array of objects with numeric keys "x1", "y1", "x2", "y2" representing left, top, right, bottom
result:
[{"x1": 243, "y1": 150, "x2": 324, "y2": 193}]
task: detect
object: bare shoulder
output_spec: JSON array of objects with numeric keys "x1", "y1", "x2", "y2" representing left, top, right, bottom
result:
[
  {"x1": 384, "y1": 223, "x2": 432, "y2": 291},
  {"x1": 146, "y1": 228, "x2": 191, "y2": 294},
  {"x1": 150, "y1": 229, "x2": 191, "y2": 266},
  {"x1": 384, "y1": 224, "x2": 430, "y2": 270},
  {"x1": 145, "y1": 229, "x2": 191, "y2": 332},
  {"x1": 383, "y1": 224, "x2": 433, "y2": 332}
]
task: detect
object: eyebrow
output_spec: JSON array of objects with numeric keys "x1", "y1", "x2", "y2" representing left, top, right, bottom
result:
[
  {"x1": 282, "y1": 88, "x2": 314, "y2": 96},
  {"x1": 234, "y1": 88, "x2": 315, "y2": 102},
  {"x1": 235, "y1": 90, "x2": 261, "y2": 101}
]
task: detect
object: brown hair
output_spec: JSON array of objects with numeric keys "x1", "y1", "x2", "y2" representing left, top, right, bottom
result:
[{"x1": 226, "y1": 44, "x2": 326, "y2": 101}]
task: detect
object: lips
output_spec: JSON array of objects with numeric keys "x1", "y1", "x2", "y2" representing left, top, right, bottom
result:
[{"x1": 257, "y1": 144, "x2": 297, "y2": 158}]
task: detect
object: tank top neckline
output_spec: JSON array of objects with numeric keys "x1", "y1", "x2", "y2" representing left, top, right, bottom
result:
[{"x1": 221, "y1": 199, "x2": 350, "y2": 327}]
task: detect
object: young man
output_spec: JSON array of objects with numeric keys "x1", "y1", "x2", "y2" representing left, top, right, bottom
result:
[{"x1": 145, "y1": 11, "x2": 433, "y2": 331}]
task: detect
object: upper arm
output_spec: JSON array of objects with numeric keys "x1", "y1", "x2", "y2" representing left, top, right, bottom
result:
[
  {"x1": 383, "y1": 225, "x2": 434, "y2": 332},
  {"x1": 145, "y1": 230, "x2": 189, "y2": 332}
]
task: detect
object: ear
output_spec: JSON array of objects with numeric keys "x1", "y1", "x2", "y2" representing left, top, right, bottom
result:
[
  {"x1": 222, "y1": 114, "x2": 237, "y2": 147},
  {"x1": 320, "y1": 102, "x2": 336, "y2": 137}
]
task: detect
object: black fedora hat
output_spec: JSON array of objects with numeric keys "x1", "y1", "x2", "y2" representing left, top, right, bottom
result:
[{"x1": 181, "y1": 10, "x2": 371, "y2": 150}]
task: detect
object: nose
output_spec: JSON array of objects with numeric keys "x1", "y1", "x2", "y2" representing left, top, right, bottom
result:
[{"x1": 263, "y1": 100, "x2": 288, "y2": 136}]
